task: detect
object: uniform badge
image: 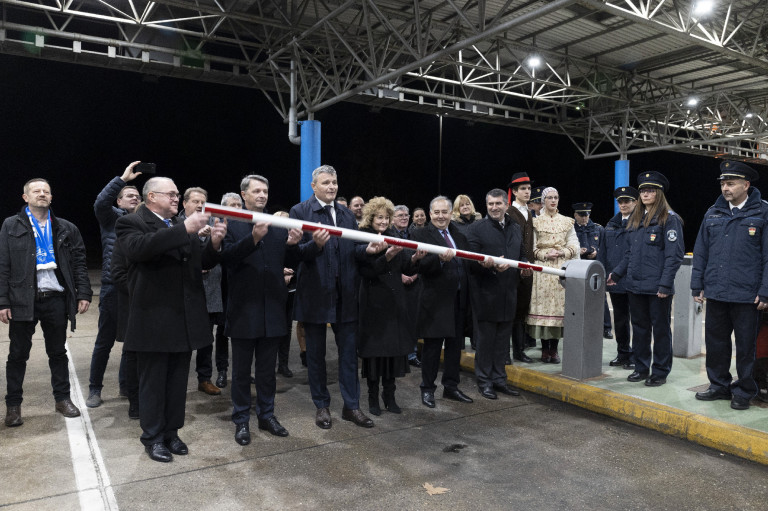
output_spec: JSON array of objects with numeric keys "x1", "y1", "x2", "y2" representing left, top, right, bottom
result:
[
  {"x1": 667, "y1": 230, "x2": 677, "y2": 242},
  {"x1": 650, "y1": 234, "x2": 656, "y2": 242},
  {"x1": 749, "y1": 227, "x2": 756, "y2": 236},
  {"x1": 594, "y1": 236, "x2": 599, "y2": 241}
]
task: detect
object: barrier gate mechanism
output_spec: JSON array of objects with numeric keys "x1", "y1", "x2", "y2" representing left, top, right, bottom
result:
[{"x1": 561, "y1": 259, "x2": 606, "y2": 380}]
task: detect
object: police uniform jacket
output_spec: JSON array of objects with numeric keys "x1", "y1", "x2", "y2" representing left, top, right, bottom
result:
[
  {"x1": 411, "y1": 223, "x2": 469, "y2": 338},
  {"x1": 289, "y1": 195, "x2": 359, "y2": 324},
  {"x1": 612, "y1": 211, "x2": 684, "y2": 295},
  {"x1": 116, "y1": 206, "x2": 220, "y2": 352},
  {"x1": 574, "y1": 219, "x2": 603, "y2": 258},
  {"x1": 598, "y1": 213, "x2": 632, "y2": 294},
  {"x1": 220, "y1": 220, "x2": 298, "y2": 339},
  {"x1": 465, "y1": 214, "x2": 525, "y2": 323},
  {"x1": 0, "y1": 207, "x2": 92, "y2": 331},
  {"x1": 691, "y1": 187, "x2": 768, "y2": 303},
  {"x1": 355, "y1": 227, "x2": 417, "y2": 358}
]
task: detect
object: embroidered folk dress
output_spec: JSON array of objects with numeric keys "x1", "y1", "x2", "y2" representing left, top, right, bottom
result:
[{"x1": 527, "y1": 210, "x2": 580, "y2": 340}]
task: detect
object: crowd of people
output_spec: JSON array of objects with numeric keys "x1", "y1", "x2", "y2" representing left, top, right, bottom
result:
[{"x1": 0, "y1": 159, "x2": 765, "y2": 463}]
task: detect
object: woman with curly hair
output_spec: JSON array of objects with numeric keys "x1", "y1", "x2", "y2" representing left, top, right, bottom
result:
[{"x1": 356, "y1": 197, "x2": 425, "y2": 415}]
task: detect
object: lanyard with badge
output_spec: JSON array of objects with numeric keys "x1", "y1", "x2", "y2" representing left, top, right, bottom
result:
[{"x1": 26, "y1": 206, "x2": 56, "y2": 268}]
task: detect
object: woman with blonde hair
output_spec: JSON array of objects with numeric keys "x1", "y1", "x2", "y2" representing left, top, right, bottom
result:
[
  {"x1": 527, "y1": 187, "x2": 580, "y2": 363},
  {"x1": 356, "y1": 197, "x2": 425, "y2": 415},
  {"x1": 451, "y1": 194, "x2": 481, "y2": 232}
]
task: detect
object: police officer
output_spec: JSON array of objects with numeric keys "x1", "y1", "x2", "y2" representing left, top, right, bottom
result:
[
  {"x1": 691, "y1": 161, "x2": 768, "y2": 410},
  {"x1": 598, "y1": 187, "x2": 639, "y2": 369},
  {"x1": 573, "y1": 202, "x2": 612, "y2": 338},
  {"x1": 528, "y1": 186, "x2": 545, "y2": 217},
  {"x1": 607, "y1": 172, "x2": 684, "y2": 387}
]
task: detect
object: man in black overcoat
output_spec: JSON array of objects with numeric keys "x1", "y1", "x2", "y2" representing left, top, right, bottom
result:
[
  {"x1": 411, "y1": 196, "x2": 474, "y2": 408},
  {"x1": 116, "y1": 177, "x2": 227, "y2": 463},
  {"x1": 466, "y1": 189, "x2": 532, "y2": 399},
  {"x1": 220, "y1": 174, "x2": 302, "y2": 445}
]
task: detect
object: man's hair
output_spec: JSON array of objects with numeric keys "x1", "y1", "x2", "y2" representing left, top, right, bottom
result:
[
  {"x1": 240, "y1": 174, "x2": 269, "y2": 191},
  {"x1": 336, "y1": 196, "x2": 348, "y2": 204},
  {"x1": 117, "y1": 186, "x2": 139, "y2": 200},
  {"x1": 23, "y1": 178, "x2": 50, "y2": 195},
  {"x1": 142, "y1": 177, "x2": 173, "y2": 200},
  {"x1": 312, "y1": 165, "x2": 337, "y2": 183},
  {"x1": 394, "y1": 205, "x2": 409, "y2": 214},
  {"x1": 350, "y1": 196, "x2": 364, "y2": 204},
  {"x1": 486, "y1": 188, "x2": 507, "y2": 202},
  {"x1": 183, "y1": 187, "x2": 208, "y2": 202},
  {"x1": 429, "y1": 195, "x2": 451, "y2": 211},
  {"x1": 221, "y1": 192, "x2": 242, "y2": 206}
]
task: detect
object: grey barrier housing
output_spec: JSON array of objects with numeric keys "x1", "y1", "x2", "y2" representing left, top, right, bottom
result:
[
  {"x1": 672, "y1": 255, "x2": 703, "y2": 358},
  {"x1": 562, "y1": 259, "x2": 606, "y2": 380}
]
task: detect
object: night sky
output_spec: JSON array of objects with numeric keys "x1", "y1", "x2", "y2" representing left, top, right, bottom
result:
[{"x1": 2, "y1": 53, "x2": 762, "y2": 265}]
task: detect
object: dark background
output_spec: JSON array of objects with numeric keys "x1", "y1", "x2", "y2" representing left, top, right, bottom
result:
[{"x1": 2, "y1": 53, "x2": 762, "y2": 266}]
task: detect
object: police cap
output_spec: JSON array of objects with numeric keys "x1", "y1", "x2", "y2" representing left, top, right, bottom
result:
[
  {"x1": 613, "y1": 186, "x2": 639, "y2": 201},
  {"x1": 637, "y1": 171, "x2": 669, "y2": 193},
  {"x1": 719, "y1": 160, "x2": 759, "y2": 183}
]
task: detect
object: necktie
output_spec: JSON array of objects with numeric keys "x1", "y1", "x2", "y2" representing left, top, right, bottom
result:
[
  {"x1": 399, "y1": 230, "x2": 408, "y2": 239},
  {"x1": 323, "y1": 205, "x2": 335, "y2": 226},
  {"x1": 163, "y1": 219, "x2": 172, "y2": 227},
  {"x1": 732, "y1": 207, "x2": 740, "y2": 216},
  {"x1": 621, "y1": 219, "x2": 628, "y2": 229},
  {"x1": 441, "y1": 230, "x2": 455, "y2": 249}
]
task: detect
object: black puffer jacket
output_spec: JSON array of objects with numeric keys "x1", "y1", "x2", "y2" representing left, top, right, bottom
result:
[{"x1": 94, "y1": 176, "x2": 130, "y2": 286}]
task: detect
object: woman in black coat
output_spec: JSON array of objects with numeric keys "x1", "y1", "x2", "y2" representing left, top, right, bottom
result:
[{"x1": 356, "y1": 197, "x2": 425, "y2": 415}]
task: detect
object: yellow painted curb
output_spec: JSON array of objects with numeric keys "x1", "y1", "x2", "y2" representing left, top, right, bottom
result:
[{"x1": 458, "y1": 351, "x2": 768, "y2": 465}]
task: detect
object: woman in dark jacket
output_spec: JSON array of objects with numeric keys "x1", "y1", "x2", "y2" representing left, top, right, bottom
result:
[
  {"x1": 356, "y1": 197, "x2": 425, "y2": 415},
  {"x1": 608, "y1": 172, "x2": 684, "y2": 387}
]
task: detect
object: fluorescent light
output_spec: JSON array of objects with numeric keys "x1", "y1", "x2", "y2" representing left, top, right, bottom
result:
[
  {"x1": 528, "y1": 56, "x2": 542, "y2": 68},
  {"x1": 693, "y1": 1, "x2": 715, "y2": 16},
  {"x1": 687, "y1": 98, "x2": 699, "y2": 107}
]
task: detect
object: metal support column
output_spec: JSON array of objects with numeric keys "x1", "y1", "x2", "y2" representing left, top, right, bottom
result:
[{"x1": 300, "y1": 120, "x2": 321, "y2": 201}]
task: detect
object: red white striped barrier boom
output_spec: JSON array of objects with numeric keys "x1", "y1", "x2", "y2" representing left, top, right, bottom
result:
[{"x1": 203, "y1": 203, "x2": 566, "y2": 277}]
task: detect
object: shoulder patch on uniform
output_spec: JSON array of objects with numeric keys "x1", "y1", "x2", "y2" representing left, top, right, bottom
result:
[{"x1": 667, "y1": 229, "x2": 678, "y2": 242}]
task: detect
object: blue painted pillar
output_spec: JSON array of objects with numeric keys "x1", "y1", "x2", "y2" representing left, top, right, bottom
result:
[
  {"x1": 300, "y1": 120, "x2": 321, "y2": 201},
  {"x1": 614, "y1": 159, "x2": 629, "y2": 214}
]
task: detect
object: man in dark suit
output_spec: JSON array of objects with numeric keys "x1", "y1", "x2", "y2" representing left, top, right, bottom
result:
[
  {"x1": 220, "y1": 174, "x2": 302, "y2": 445},
  {"x1": 393, "y1": 204, "x2": 422, "y2": 367},
  {"x1": 466, "y1": 188, "x2": 532, "y2": 399},
  {"x1": 411, "y1": 196, "x2": 474, "y2": 408},
  {"x1": 116, "y1": 177, "x2": 226, "y2": 463},
  {"x1": 289, "y1": 165, "x2": 373, "y2": 429}
]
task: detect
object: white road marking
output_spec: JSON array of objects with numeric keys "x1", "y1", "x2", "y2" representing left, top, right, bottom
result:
[{"x1": 65, "y1": 340, "x2": 119, "y2": 511}]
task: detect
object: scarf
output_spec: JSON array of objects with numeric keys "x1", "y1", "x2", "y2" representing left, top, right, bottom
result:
[{"x1": 26, "y1": 207, "x2": 57, "y2": 270}]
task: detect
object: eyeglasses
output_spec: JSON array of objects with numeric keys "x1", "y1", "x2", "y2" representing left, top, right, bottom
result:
[
  {"x1": 639, "y1": 189, "x2": 657, "y2": 195},
  {"x1": 152, "y1": 191, "x2": 181, "y2": 199},
  {"x1": 120, "y1": 193, "x2": 141, "y2": 200}
]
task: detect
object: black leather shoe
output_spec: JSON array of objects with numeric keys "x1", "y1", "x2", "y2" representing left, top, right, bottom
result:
[
  {"x1": 4, "y1": 405, "x2": 22, "y2": 427},
  {"x1": 623, "y1": 362, "x2": 635, "y2": 370},
  {"x1": 408, "y1": 357, "x2": 422, "y2": 368},
  {"x1": 603, "y1": 329, "x2": 613, "y2": 339},
  {"x1": 627, "y1": 371, "x2": 649, "y2": 382},
  {"x1": 695, "y1": 388, "x2": 731, "y2": 401},
  {"x1": 258, "y1": 416, "x2": 289, "y2": 437},
  {"x1": 731, "y1": 395, "x2": 750, "y2": 410},
  {"x1": 493, "y1": 384, "x2": 521, "y2": 396},
  {"x1": 443, "y1": 388, "x2": 474, "y2": 403},
  {"x1": 609, "y1": 356, "x2": 630, "y2": 367},
  {"x1": 505, "y1": 355, "x2": 512, "y2": 365},
  {"x1": 341, "y1": 407, "x2": 374, "y2": 428},
  {"x1": 645, "y1": 376, "x2": 666, "y2": 387},
  {"x1": 315, "y1": 407, "x2": 332, "y2": 429},
  {"x1": 277, "y1": 365, "x2": 294, "y2": 378},
  {"x1": 215, "y1": 371, "x2": 227, "y2": 388},
  {"x1": 235, "y1": 423, "x2": 251, "y2": 445},
  {"x1": 478, "y1": 386, "x2": 497, "y2": 400},
  {"x1": 145, "y1": 442, "x2": 172, "y2": 462},
  {"x1": 421, "y1": 391, "x2": 435, "y2": 408},
  {"x1": 513, "y1": 352, "x2": 534, "y2": 363},
  {"x1": 165, "y1": 436, "x2": 188, "y2": 455},
  {"x1": 55, "y1": 398, "x2": 81, "y2": 418}
]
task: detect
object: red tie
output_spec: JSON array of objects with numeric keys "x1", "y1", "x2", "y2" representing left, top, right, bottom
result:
[{"x1": 441, "y1": 230, "x2": 454, "y2": 249}]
